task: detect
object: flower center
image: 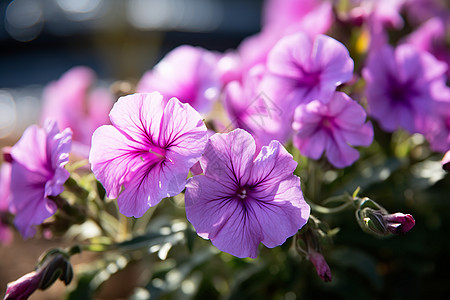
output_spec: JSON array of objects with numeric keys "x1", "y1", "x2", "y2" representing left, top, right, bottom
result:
[
  {"x1": 149, "y1": 147, "x2": 166, "y2": 159},
  {"x1": 139, "y1": 146, "x2": 166, "y2": 164},
  {"x1": 237, "y1": 187, "x2": 248, "y2": 200}
]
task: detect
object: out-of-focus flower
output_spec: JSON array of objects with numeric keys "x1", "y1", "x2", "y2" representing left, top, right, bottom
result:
[
  {"x1": 4, "y1": 270, "x2": 43, "y2": 300},
  {"x1": 422, "y1": 87, "x2": 450, "y2": 152},
  {"x1": 404, "y1": 0, "x2": 450, "y2": 26},
  {"x1": 355, "y1": 197, "x2": 415, "y2": 237},
  {"x1": 404, "y1": 17, "x2": 450, "y2": 78},
  {"x1": 223, "y1": 65, "x2": 286, "y2": 146},
  {"x1": 9, "y1": 119, "x2": 72, "y2": 238},
  {"x1": 262, "y1": 0, "x2": 332, "y2": 35},
  {"x1": 4, "y1": 252, "x2": 74, "y2": 300},
  {"x1": 263, "y1": 32, "x2": 354, "y2": 106},
  {"x1": 223, "y1": 0, "x2": 332, "y2": 85},
  {"x1": 442, "y1": 150, "x2": 450, "y2": 171},
  {"x1": 137, "y1": 45, "x2": 221, "y2": 114},
  {"x1": 89, "y1": 92, "x2": 207, "y2": 218},
  {"x1": 363, "y1": 44, "x2": 448, "y2": 133},
  {"x1": 40, "y1": 66, "x2": 113, "y2": 157},
  {"x1": 0, "y1": 160, "x2": 13, "y2": 245},
  {"x1": 345, "y1": 0, "x2": 406, "y2": 50},
  {"x1": 292, "y1": 92, "x2": 373, "y2": 168},
  {"x1": 185, "y1": 129, "x2": 310, "y2": 258}
]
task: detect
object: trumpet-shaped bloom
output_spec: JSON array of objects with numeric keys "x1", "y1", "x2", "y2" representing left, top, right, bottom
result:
[
  {"x1": 363, "y1": 44, "x2": 447, "y2": 133},
  {"x1": 185, "y1": 129, "x2": 310, "y2": 258},
  {"x1": 293, "y1": 92, "x2": 373, "y2": 168},
  {"x1": 9, "y1": 120, "x2": 72, "y2": 238},
  {"x1": 40, "y1": 66, "x2": 113, "y2": 156},
  {"x1": 137, "y1": 45, "x2": 221, "y2": 114},
  {"x1": 262, "y1": 32, "x2": 354, "y2": 108},
  {"x1": 89, "y1": 92, "x2": 208, "y2": 218}
]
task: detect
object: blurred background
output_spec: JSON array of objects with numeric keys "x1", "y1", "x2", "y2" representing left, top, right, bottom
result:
[
  {"x1": 1, "y1": 1, "x2": 450, "y2": 300},
  {"x1": 0, "y1": 0, "x2": 262, "y2": 146}
]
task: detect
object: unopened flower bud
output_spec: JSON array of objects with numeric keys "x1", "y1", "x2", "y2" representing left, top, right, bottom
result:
[
  {"x1": 3, "y1": 250, "x2": 74, "y2": 300},
  {"x1": 39, "y1": 253, "x2": 74, "y2": 289},
  {"x1": 384, "y1": 213, "x2": 415, "y2": 235},
  {"x1": 297, "y1": 224, "x2": 332, "y2": 282},
  {"x1": 355, "y1": 198, "x2": 415, "y2": 237},
  {"x1": 309, "y1": 250, "x2": 332, "y2": 282},
  {"x1": 4, "y1": 271, "x2": 43, "y2": 300}
]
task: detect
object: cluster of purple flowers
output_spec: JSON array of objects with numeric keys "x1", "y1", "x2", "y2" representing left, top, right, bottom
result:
[{"x1": 1, "y1": 0, "x2": 448, "y2": 263}]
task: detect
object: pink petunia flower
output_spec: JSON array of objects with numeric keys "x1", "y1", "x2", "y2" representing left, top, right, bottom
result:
[
  {"x1": 40, "y1": 66, "x2": 113, "y2": 157},
  {"x1": 363, "y1": 44, "x2": 448, "y2": 134},
  {"x1": 422, "y1": 85, "x2": 450, "y2": 153},
  {"x1": 404, "y1": 17, "x2": 450, "y2": 78},
  {"x1": 262, "y1": 32, "x2": 354, "y2": 108},
  {"x1": 262, "y1": 0, "x2": 332, "y2": 37},
  {"x1": 89, "y1": 92, "x2": 208, "y2": 218},
  {"x1": 292, "y1": 92, "x2": 373, "y2": 168},
  {"x1": 0, "y1": 161, "x2": 13, "y2": 244},
  {"x1": 185, "y1": 129, "x2": 310, "y2": 258},
  {"x1": 137, "y1": 45, "x2": 221, "y2": 114},
  {"x1": 9, "y1": 119, "x2": 72, "y2": 238}
]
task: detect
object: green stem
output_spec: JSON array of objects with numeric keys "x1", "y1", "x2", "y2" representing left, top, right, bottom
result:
[{"x1": 308, "y1": 200, "x2": 354, "y2": 214}]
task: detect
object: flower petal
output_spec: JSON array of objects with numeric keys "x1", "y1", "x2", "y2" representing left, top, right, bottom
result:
[
  {"x1": 200, "y1": 129, "x2": 256, "y2": 186},
  {"x1": 109, "y1": 93, "x2": 164, "y2": 146},
  {"x1": 185, "y1": 176, "x2": 262, "y2": 258}
]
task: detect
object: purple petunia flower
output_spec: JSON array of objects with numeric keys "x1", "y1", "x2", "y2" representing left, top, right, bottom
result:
[
  {"x1": 363, "y1": 43, "x2": 448, "y2": 133},
  {"x1": 262, "y1": 32, "x2": 354, "y2": 107},
  {"x1": 89, "y1": 92, "x2": 208, "y2": 218},
  {"x1": 40, "y1": 66, "x2": 113, "y2": 157},
  {"x1": 292, "y1": 92, "x2": 373, "y2": 168},
  {"x1": 9, "y1": 119, "x2": 72, "y2": 238},
  {"x1": 404, "y1": 17, "x2": 450, "y2": 78},
  {"x1": 137, "y1": 45, "x2": 221, "y2": 114},
  {"x1": 185, "y1": 129, "x2": 310, "y2": 258}
]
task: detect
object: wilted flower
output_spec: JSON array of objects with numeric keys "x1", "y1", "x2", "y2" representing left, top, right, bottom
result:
[
  {"x1": 89, "y1": 92, "x2": 208, "y2": 218},
  {"x1": 40, "y1": 66, "x2": 112, "y2": 157},
  {"x1": 292, "y1": 92, "x2": 373, "y2": 168},
  {"x1": 9, "y1": 119, "x2": 72, "y2": 238},
  {"x1": 363, "y1": 43, "x2": 448, "y2": 133},
  {"x1": 185, "y1": 129, "x2": 310, "y2": 258},
  {"x1": 137, "y1": 45, "x2": 221, "y2": 114}
]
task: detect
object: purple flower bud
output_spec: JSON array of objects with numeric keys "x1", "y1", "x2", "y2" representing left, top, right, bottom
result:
[
  {"x1": 3, "y1": 251, "x2": 74, "y2": 300},
  {"x1": 355, "y1": 198, "x2": 415, "y2": 237},
  {"x1": 309, "y1": 250, "x2": 332, "y2": 283},
  {"x1": 383, "y1": 213, "x2": 415, "y2": 235},
  {"x1": 4, "y1": 271, "x2": 43, "y2": 300}
]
